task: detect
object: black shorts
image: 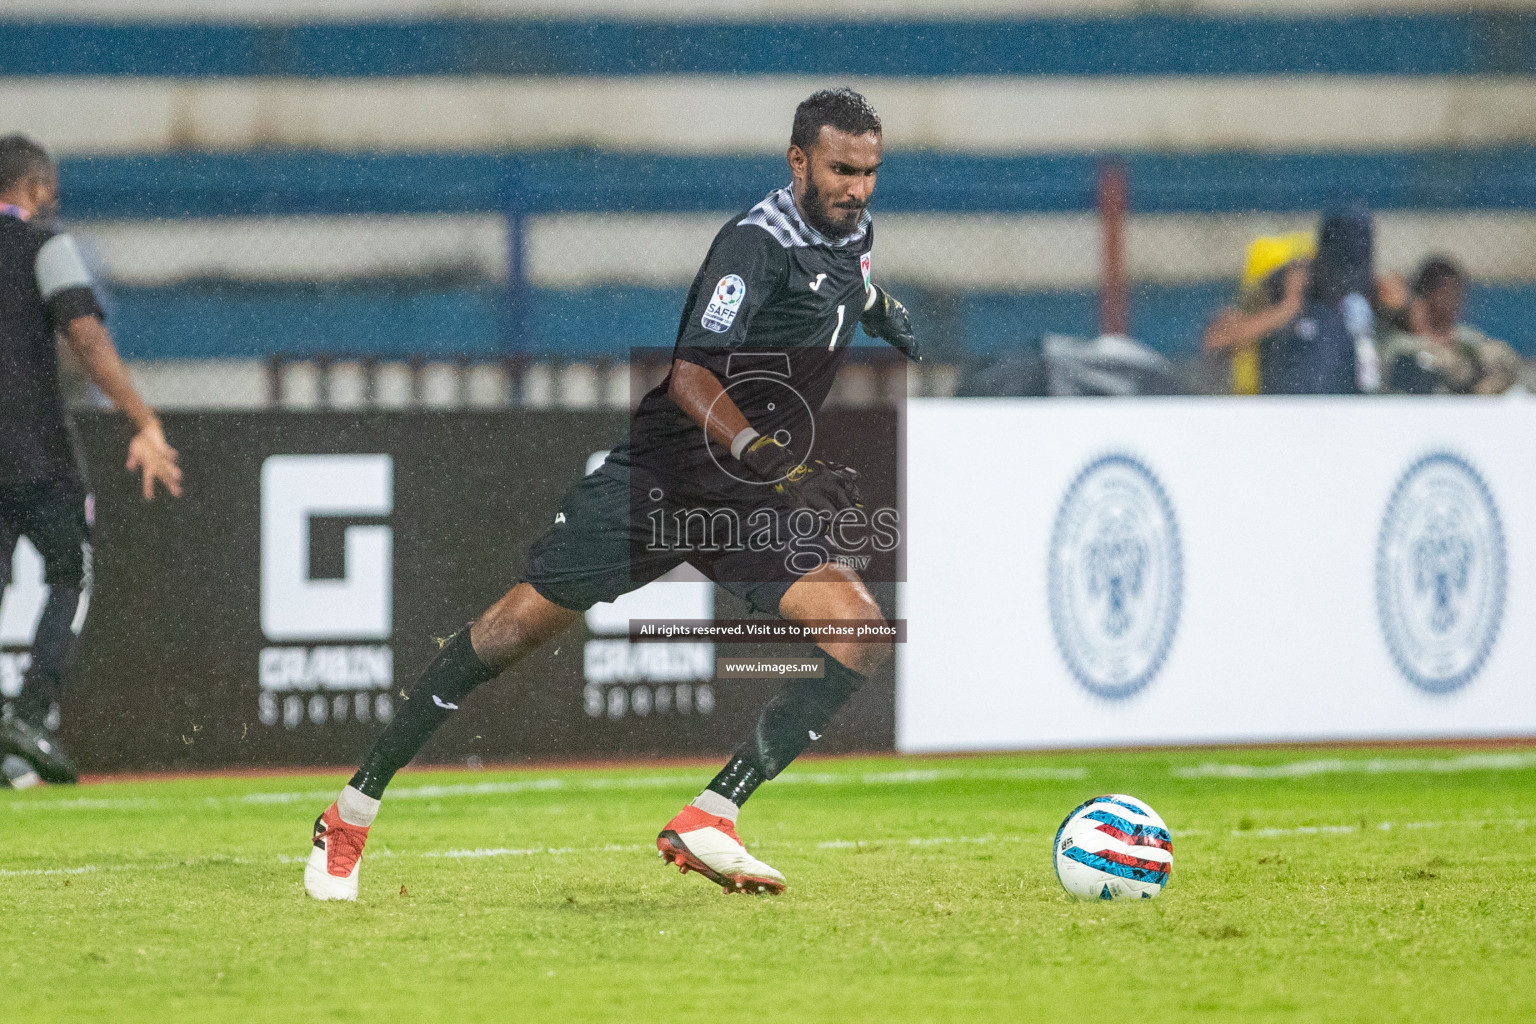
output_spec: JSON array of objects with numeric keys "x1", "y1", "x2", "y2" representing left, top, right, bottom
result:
[
  {"x1": 522, "y1": 467, "x2": 808, "y2": 615},
  {"x1": 0, "y1": 479, "x2": 91, "y2": 588}
]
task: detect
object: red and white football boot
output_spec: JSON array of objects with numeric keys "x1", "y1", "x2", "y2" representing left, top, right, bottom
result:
[
  {"x1": 657, "y1": 805, "x2": 785, "y2": 894},
  {"x1": 305, "y1": 803, "x2": 370, "y2": 901}
]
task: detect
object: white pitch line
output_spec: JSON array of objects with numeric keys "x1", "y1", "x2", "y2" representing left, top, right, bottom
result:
[
  {"x1": 1176, "y1": 752, "x2": 1536, "y2": 780},
  {"x1": 0, "y1": 864, "x2": 100, "y2": 878},
  {"x1": 0, "y1": 857, "x2": 255, "y2": 879},
  {"x1": 231, "y1": 765, "x2": 1089, "y2": 807},
  {"x1": 9, "y1": 819, "x2": 1533, "y2": 878},
  {"x1": 864, "y1": 767, "x2": 1088, "y2": 783},
  {"x1": 4, "y1": 796, "x2": 157, "y2": 812},
  {"x1": 4, "y1": 836, "x2": 1033, "y2": 877},
  {"x1": 1233, "y1": 818, "x2": 1533, "y2": 837},
  {"x1": 421, "y1": 843, "x2": 651, "y2": 859},
  {"x1": 9, "y1": 766, "x2": 1080, "y2": 814},
  {"x1": 395, "y1": 835, "x2": 1035, "y2": 860},
  {"x1": 239, "y1": 790, "x2": 342, "y2": 805},
  {"x1": 6, "y1": 752, "x2": 1531, "y2": 817}
]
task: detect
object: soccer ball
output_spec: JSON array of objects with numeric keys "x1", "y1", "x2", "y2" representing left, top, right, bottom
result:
[{"x1": 1053, "y1": 794, "x2": 1173, "y2": 900}]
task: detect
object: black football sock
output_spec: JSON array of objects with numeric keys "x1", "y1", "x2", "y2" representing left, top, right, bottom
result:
[
  {"x1": 12, "y1": 585, "x2": 81, "y2": 728},
  {"x1": 704, "y1": 654, "x2": 865, "y2": 808},
  {"x1": 348, "y1": 628, "x2": 498, "y2": 799}
]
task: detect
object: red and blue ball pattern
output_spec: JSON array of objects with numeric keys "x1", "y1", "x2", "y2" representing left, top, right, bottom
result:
[{"x1": 1053, "y1": 794, "x2": 1173, "y2": 900}]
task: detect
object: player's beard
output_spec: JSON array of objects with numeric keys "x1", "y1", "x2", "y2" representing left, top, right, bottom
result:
[{"x1": 799, "y1": 176, "x2": 865, "y2": 239}]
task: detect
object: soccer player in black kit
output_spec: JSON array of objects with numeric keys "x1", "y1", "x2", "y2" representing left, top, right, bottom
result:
[
  {"x1": 0, "y1": 135, "x2": 182, "y2": 786},
  {"x1": 306, "y1": 89, "x2": 917, "y2": 899}
]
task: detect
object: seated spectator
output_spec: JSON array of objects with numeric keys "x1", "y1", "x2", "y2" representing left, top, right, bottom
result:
[
  {"x1": 1203, "y1": 232, "x2": 1314, "y2": 395},
  {"x1": 1379, "y1": 256, "x2": 1521, "y2": 395}
]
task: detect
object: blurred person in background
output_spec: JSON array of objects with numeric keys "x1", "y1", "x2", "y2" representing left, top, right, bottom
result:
[
  {"x1": 1379, "y1": 255, "x2": 1520, "y2": 395},
  {"x1": 1204, "y1": 204, "x2": 1382, "y2": 395},
  {"x1": 0, "y1": 134, "x2": 182, "y2": 787},
  {"x1": 1203, "y1": 231, "x2": 1315, "y2": 395}
]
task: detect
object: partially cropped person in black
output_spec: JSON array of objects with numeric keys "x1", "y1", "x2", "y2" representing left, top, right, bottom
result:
[{"x1": 0, "y1": 135, "x2": 182, "y2": 786}]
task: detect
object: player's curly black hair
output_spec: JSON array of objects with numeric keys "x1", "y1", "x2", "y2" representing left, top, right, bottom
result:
[
  {"x1": 0, "y1": 134, "x2": 52, "y2": 195},
  {"x1": 790, "y1": 88, "x2": 881, "y2": 150}
]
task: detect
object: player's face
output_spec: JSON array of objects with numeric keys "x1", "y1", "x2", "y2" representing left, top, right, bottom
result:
[{"x1": 790, "y1": 127, "x2": 882, "y2": 237}]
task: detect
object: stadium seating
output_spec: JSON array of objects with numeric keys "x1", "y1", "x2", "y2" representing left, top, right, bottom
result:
[{"x1": 3, "y1": 0, "x2": 1534, "y2": 381}]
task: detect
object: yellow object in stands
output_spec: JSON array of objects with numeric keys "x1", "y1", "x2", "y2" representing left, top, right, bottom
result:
[
  {"x1": 1242, "y1": 231, "x2": 1316, "y2": 290},
  {"x1": 1231, "y1": 231, "x2": 1316, "y2": 394}
]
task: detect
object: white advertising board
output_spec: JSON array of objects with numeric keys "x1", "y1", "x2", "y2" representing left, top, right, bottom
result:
[{"x1": 898, "y1": 396, "x2": 1536, "y2": 752}]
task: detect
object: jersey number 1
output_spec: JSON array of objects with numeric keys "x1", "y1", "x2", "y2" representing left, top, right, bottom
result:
[{"x1": 828, "y1": 304, "x2": 845, "y2": 352}]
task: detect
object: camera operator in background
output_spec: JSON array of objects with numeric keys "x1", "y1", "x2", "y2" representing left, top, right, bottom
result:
[
  {"x1": 1203, "y1": 232, "x2": 1314, "y2": 395},
  {"x1": 1378, "y1": 256, "x2": 1521, "y2": 395},
  {"x1": 1204, "y1": 204, "x2": 1383, "y2": 396}
]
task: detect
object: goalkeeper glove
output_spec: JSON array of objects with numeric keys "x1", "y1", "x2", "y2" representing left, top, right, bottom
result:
[
  {"x1": 738, "y1": 435, "x2": 863, "y2": 516},
  {"x1": 861, "y1": 285, "x2": 920, "y2": 362}
]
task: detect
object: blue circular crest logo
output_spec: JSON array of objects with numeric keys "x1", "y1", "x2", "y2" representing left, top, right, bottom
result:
[
  {"x1": 1048, "y1": 454, "x2": 1183, "y2": 699},
  {"x1": 1376, "y1": 452, "x2": 1506, "y2": 694}
]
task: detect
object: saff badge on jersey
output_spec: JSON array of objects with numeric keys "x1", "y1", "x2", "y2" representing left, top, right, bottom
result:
[
  {"x1": 860, "y1": 251, "x2": 872, "y2": 293},
  {"x1": 702, "y1": 275, "x2": 747, "y2": 333}
]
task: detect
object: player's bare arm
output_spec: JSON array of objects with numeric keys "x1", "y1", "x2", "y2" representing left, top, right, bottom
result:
[
  {"x1": 61, "y1": 314, "x2": 182, "y2": 501},
  {"x1": 668, "y1": 357, "x2": 752, "y2": 448}
]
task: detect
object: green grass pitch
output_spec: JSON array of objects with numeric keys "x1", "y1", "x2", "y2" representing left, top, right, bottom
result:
[{"x1": 4, "y1": 746, "x2": 1534, "y2": 1022}]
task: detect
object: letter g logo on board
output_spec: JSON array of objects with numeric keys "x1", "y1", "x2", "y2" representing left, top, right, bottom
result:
[{"x1": 260, "y1": 455, "x2": 393, "y2": 642}]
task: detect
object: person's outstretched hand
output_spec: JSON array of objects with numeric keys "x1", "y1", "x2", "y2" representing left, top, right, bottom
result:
[{"x1": 126, "y1": 422, "x2": 183, "y2": 501}]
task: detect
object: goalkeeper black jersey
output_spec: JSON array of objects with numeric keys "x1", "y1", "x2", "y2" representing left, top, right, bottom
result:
[{"x1": 605, "y1": 185, "x2": 874, "y2": 505}]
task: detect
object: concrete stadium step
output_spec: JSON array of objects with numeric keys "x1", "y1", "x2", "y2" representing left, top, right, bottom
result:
[
  {"x1": 14, "y1": 76, "x2": 1536, "y2": 156},
  {"x1": 111, "y1": 358, "x2": 952, "y2": 411}
]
